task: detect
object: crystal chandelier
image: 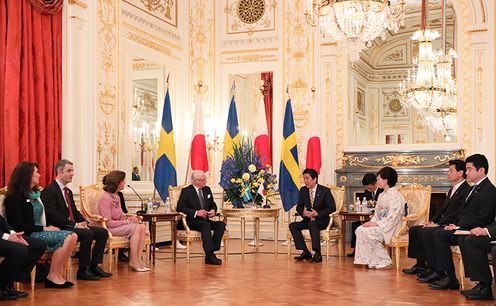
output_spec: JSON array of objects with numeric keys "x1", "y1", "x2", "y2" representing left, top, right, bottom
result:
[
  {"x1": 305, "y1": 0, "x2": 406, "y2": 62},
  {"x1": 399, "y1": 0, "x2": 457, "y2": 139}
]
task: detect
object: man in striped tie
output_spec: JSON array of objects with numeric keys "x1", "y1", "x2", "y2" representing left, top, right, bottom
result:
[{"x1": 289, "y1": 168, "x2": 336, "y2": 263}]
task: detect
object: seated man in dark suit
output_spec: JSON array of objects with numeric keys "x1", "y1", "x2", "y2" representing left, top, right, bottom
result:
[
  {"x1": 0, "y1": 215, "x2": 46, "y2": 300},
  {"x1": 41, "y1": 159, "x2": 112, "y2": 280},
  {"x1": 177, "y1": 170, "x2": 226, "y2": 265},
  {"x1": 421, "y1": 154, "x2": 496, "y2": 290},
  {"x1": 402, "y1": 159, "x2": 469, "y2": 275},
  {"x1": 289, "y1": 168, "x2": 336, "y2": 263},
  {"x1": 347, "y1": 173, "x2": 383, "y2": 257},
  {"x1": 457, "y1": 220, "x2": 496, "y2": 300}
]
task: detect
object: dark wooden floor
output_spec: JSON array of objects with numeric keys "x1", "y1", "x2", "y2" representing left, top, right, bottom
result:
[{"x1": 3, "y1": 240, "x2": 494, "y2": 305}]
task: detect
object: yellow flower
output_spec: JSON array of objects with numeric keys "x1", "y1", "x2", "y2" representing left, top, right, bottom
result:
[
  {"x1": 230, "y1": 178, "x2": 235, "y2": 183},
  {"x1": 260, "y1": 170, "x2": 265, "y2": 174},
  {"x1": 248, "y1": 164, "x2": 256, "y2": 172},
  {"x1": 253, "y1": 183, "x2": 259, "y2": 188},
  {"x1": 242, "y1": 173, "x2": 250, "y2": 181},
  {"x1": 236, "y1": 178, "x2": 242, "y2": 184}
]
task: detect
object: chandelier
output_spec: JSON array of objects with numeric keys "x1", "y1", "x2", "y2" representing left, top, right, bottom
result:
[
  {"x1": 305, "y1": 0, "x2": 406, "y2": 62},
  {"x1": 399, "y1": 0, "x2": 457, "y2": 139}
]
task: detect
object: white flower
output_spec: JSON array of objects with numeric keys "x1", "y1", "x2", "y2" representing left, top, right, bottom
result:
[
  {"x1": 248, "y1": 164, "x2": 256, "y2": 172},
  {"x1": 242, "y1": 173, "x2": 250, "y2": 181}
]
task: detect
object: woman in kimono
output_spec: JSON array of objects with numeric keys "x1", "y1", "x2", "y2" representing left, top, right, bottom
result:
[{"x1": 354, "y1": 166, "x2": 405, "y2": 269}]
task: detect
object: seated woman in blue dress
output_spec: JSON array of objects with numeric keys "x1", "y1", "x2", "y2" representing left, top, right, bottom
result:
[{"x1": 4, "y1": 162, "x2": 78, "y2": 289}]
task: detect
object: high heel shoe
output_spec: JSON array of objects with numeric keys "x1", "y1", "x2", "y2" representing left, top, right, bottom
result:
[
  {"x1": 142, "y1": 267, "x2": 151, "y2": 271},
  {"x1": 45, "y1": 279, "x2": 72, "y2": 289},
  {"x1": 129, "y1": 264, "x2": 147, "y2": 272}
]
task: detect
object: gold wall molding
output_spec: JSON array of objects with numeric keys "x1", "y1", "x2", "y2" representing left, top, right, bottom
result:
[
  {"x1": 221, "y1": 47, "x2": 278, "y2": 55},
  {"x1": 121, "y1": 8, "x2": 180, "y2": 42},
  {"x1": 223, "y1": 53, "x2": 276, "y2": 63},
  {"x1": 222, "y1": 36, "x2": 278, "y2": 46},
  {"x1": 375, "y1": 155, "x2": 427, "y2": 167},
  {"x1": 68, "y1": 0, "x2": 88, "y2": 9},
  {"x1": 335, "y1": 52, "x2": 346, "y2": 168},
  {"x1": 123, "y1": 0, "x2": 178, "y2": 27},
  {"x1": 122, "y1": 21, "x2": 182, "y2": 51},
  {"x1": 126, "y1": 32, "x2": 180, "y2": 60},
  {"x1": 96, "y1": 0, "x2": 118, "y2": 177},
  {"x1": 398, "y1": 175, "x2": 446, "y2": 183}
]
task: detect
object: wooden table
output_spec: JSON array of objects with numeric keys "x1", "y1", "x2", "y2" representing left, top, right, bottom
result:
[
  {"x1": 221, "y1": 207, "x2": 280, "y2": 257},
  {"x1": 139, "y1": 212, "x2": 179, "y2": 264},
  {"x1": 339, "y1": 211, "x2": 373, "y2": 257}
]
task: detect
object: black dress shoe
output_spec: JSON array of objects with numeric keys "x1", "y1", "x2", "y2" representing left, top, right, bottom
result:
[
  {"x1": 417, "y1": 271, "x2": 442, "y2": 283},
  {"x1": 294, "y1": 251, "x2": 312, "y2": 261},
  {"x1": 402, "y1": 265, "x2": 425, "y2": 275},
  {"x1": 0, "y1": 287, "x2": 17, "y2": 300},
  {"x1": 5, "y1": 286, "x2": 28, "y2": 298},
  {"x1": 65, "y1": 281, "x2": 74, "y2": 287},
  {"x1": 45, "y1": 279, "x2": 72, "y2": 289},
  {"x1": 205, "y1": 255, "x2": 222, "y2": 265},
  {"x1": 346, "y1": 251, "x2": 355, "y2": 257},
  {"x1": 90, "y1": 267, "x2": 113, "y2": 278},
  {"x1": 465, "y1": 284, "x2": 493, "y2": 300},
  {"x1": 311, "y1": 252, "x2": 322, "y2": 263},
  {"x1": 77, "y1": 268, "x2": 100, "y2": 281},
  {"x1": 460, "y1": 283, "x2": 484, "y2": 296},
  {"x1": 428, "y1": 277, "x2": 460, "y2": 290},
  {"x1": 416, "y1": 268, "x2": 432, "y2": 278}
]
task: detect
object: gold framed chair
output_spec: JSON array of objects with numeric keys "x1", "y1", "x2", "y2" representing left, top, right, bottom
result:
[
  {"x1": 168, "y1": 185, "x2": 229, "y2": 263},
  {"x1": 286, "y1": 185, "x2": 346, "y2": 260},
  {"x1": 386, "y1": 184, "x2": 432, "y2": 270},
  {"x1": 79, "y1": 183, "x2": 150, "y2": 272}
]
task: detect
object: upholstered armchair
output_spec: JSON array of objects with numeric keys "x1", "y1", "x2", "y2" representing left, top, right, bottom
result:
[
  {"x1": 168, "y1": 185, "x2": 229, "y2": 263},
  {"x1": 287, "y1": 185, "x2": 346, "y2": 260},
  {"x1": 79, "y1": 183, "x2": 150, "y2": 272},
  {"x1": 386, "y1": 184, "x2": 432, "y2": 270}
]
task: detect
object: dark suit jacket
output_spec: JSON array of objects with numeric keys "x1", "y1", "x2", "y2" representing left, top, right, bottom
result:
[
  {"x1": 177, "y1": 185, "x2": 217, "y2": 220},
  {"x1": 456, "y1": 178, "x2": 496, "y2": 230},
  {"x1": 132, "y1": 173, "x2": 141, "y2": 181},
  {"x1": 41, "y1": 181, "x2": 87, "y2": 229},
  {"x1": 4, "y1": 193, "x2": 44, "y2": 235},
  {"x1": 363, "y1": 188, "x2": 383, "y2": 201},
  {"x1": 431, "y1": 181, "x2": 470, "y2": 226},
  {"x1": 0, "y1": 215, "x2": 14, "y2": 236},
  {"x1": 295, "y1": 184, "x2": 336, "y2": 221}
]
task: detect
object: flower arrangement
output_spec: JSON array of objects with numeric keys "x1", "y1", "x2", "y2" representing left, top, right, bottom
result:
[{"x1": 220, "y1": 139, "x2": 277, "y2": 207}]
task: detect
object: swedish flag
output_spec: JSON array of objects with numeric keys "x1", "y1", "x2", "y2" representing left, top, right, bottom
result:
[
  {"x1": 222, "y1": 96, "x2": 240, "y2": 160},
  {"x1": 154, "y1": 86, "x2": 177, "y2": 201},
  {"x1": 241, "y1": 183, "x2": 253, "y2": 203},
  {"x1": 279, "y1": 98, "x2": 300, "y2": 211}
]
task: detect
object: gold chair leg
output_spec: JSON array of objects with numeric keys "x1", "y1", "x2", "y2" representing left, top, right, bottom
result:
[
  {"x1": 395, "y1": 247, "x2": 400, "y2": 270},
  {"x1": 146, "y1": 243, "x2": 150, "y2": 266},
  {"x1": 459, "y1": 256, "x2": 465, "y2": 290},
  {"x1": 108, "y1": 248, "x2": 113, "y2": 272},
  {"x1": 30, "y1": 265, "x2": 36, "y2": 291},
  {"x1": 287, "y1": 235, "x2": 291, "y2": 257},
  {"x1": 338, "y1": 238, "x2": 343, "y2": 259},
  {"x1": 326, "y1": 239, "x2": 329, "y2": 261},
  {"x1": 223, "y1": 238, "x2": 228, "y2": 260},
  {"x1": 186, "y1": 241, "x2": 190, "y2": 263}
]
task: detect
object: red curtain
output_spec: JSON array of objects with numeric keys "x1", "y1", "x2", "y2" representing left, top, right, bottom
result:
[
  {"x1": 261, "y1": 72, "x2": 273, "y2": 167},
  {"x1": 0, "y1": 0, "x2": 62, "y2": 187}
]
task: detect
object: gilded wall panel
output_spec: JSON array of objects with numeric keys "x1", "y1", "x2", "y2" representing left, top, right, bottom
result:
[
  {"x1": 97, "y1": 0, "x2": 119, "y2": 177},
  {"x1": 189, "y1": 0, "x2": 215, "y2": 117},
  {"x1": 283, "y1": 0, "x2": 314, "y2": 170}
]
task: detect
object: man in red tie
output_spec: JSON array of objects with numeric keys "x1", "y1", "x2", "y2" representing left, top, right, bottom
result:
[{"x1": 42, "y1": 159, "x2": 111, "y2": 280}]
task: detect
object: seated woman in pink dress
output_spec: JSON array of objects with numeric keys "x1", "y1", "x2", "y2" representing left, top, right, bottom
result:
[{"x1": 97, "y1": 171, "x2": 149, "y2": 272}]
